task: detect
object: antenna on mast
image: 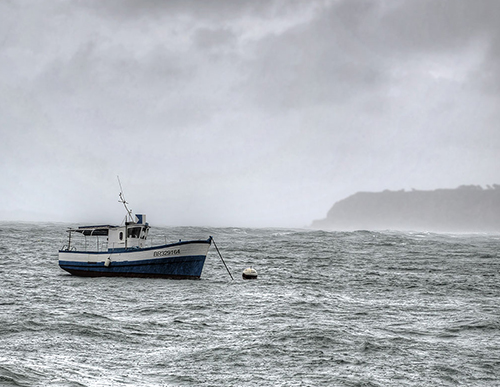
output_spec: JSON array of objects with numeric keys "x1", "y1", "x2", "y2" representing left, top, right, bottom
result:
[{"x1": 117, "y1": 176, "x2": 134, "y2": 223}]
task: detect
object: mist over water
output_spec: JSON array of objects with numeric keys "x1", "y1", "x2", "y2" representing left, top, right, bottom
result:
[
  {"x1": 313, "y1": 186, "x2": 500, "y2": 232},
  {"x1": 1, "y1": 222, "x2": 499, "y2": 386}
]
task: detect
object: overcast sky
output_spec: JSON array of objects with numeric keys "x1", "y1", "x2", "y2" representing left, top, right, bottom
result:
[{"x1": 1, "y1": 0, "x2": 499, "y2": 228}]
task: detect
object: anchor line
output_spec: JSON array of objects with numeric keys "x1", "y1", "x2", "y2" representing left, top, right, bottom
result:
[{"x1": 211, "y1": 237, "x2": 234, "y2": 281}]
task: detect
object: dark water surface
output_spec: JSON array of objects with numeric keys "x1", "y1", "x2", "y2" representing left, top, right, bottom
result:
[{"x1": 1, "y1": 222, "x2": 499, "y2": 386}]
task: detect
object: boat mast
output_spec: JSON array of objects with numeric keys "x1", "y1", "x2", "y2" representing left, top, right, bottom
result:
[{"x1": 117, "y1": 176, "x2": 134, "y2": 223}]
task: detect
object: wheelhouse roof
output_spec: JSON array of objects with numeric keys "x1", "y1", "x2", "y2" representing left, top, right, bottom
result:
[
  {"x1": 67, "y1": 222, "x2": 149, "y2": 236},
  {"x1": 68, "y1": 225, "x2": 119, "y2": 236}
]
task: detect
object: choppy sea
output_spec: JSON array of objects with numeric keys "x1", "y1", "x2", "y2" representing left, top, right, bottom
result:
[{"x1": 1, "y1": 222, "x2": 499, "y2": 386}]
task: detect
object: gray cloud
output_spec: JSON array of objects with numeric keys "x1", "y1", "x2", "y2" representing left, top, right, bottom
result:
[
  {"x1": 243, "y1": 0, "x2": 500, "y2": 111},
  {"x1": 82, "y1": 0, "x2": 302, "y2": 23}
]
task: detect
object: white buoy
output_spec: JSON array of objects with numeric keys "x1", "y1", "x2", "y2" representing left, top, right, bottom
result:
[
  {"x1": 104, "y1": 257, "x2": 111, "y2": 267},
  {"x1": 242, "y1": 267, "x2": 257, "y2": 280}
]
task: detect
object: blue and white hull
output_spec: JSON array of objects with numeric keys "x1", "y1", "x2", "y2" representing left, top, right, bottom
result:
[{"x1": 58, "y1": 238, "x2": 212, "y2": 279}]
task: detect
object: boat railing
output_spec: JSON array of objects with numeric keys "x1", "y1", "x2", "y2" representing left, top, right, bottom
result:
[
  {"x1": 61, "y1": 234, "x2": 109, "y2": 253},
  {"x1": 61, "y1": 238, "x2": 151, "y2": 252}
]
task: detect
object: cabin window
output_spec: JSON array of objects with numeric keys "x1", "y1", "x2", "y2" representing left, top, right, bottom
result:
[
  {"x1": 127, "y1": 227, "x2": 141, "y2": 238},
  {"x1": 119, "y1": 232, "x2": 123, "y2": 241}
]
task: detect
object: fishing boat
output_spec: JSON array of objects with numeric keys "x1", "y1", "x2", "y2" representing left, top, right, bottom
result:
[{"x1": 58, "y1": 190, "x2": 213, "y2": 279}]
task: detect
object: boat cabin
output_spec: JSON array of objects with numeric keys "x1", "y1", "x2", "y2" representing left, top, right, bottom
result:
[{"x1": 64, "y1": 214, "x2": 150, "y2": 252}]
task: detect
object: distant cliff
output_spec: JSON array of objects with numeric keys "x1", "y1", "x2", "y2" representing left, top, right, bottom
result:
[{"x1": 312, "y1": 185, "x2": 500, "y2": 232}]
